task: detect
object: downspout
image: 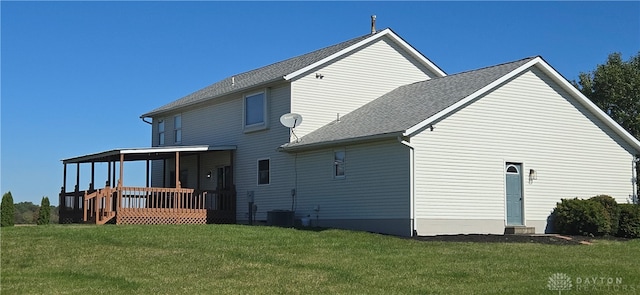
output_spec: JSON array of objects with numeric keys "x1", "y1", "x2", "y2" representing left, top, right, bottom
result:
[
  {"x1": 141, "y1": 117, "x2": 153, "y2": 125},
  {"x1": 634, "y1": 156, "x2": 639, "y2": 204},
  {"x1": 397, "y1": 136, "x2": 416, "y2": 237}
]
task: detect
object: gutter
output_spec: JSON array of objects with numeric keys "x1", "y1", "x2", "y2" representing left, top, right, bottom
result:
[
  {"x1": 278, "y1": 132, "x2": 404, "y2": 153},
  {"x1": 140, "y1": 76, "x2": 288, "y2": 119}
]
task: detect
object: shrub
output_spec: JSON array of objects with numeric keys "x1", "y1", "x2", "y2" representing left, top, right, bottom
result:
[
  {"x1": 617, "y1": 204, "x2": 640, "y2": 238},
  {"x1": 1, "y1": 192, "x2": 15, "y2": 227},
  {"x1": 589, "y1": 195, "x2": 620, "y2": 235},
  {"x1": 37, "y1": 197, "x2": 51, "y2": 225},
  {"x1": 552, "y1": 198, "x2": 611, "y2": 236}
]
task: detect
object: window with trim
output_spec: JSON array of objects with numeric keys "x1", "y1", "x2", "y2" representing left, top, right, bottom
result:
[
  {"x1": 257, "y1": 158, "x2": 270, "y2": 185},
  {"x1": 506, "y1": 165, "x2": 519, "y2": 174},
  {"x1": 334, "y1": 150, "x2": 345, "y2": 178},
  {"x1": 244, "y1": 91, "x2": 267, "y2": 131},
  {"x1": 158, "y1": 119, "x2": 165, "y2": 146},
  {"x1": 174, "y1": 115, "x2": 182, "y2": 143}
]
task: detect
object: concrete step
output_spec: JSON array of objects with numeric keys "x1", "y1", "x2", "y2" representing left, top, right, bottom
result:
[{"x1": 504, "y1": 226, "x2": 535, "y2": 235}]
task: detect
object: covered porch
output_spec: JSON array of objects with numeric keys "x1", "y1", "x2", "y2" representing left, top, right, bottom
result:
[{"x1": 59, "y1": 145, "x2": 237, "y2": 225}]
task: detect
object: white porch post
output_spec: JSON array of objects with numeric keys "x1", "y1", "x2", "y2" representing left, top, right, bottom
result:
[
  {"x1": 118, "y1": 154, "x2": 124, "y2": 211},
  {"x1": 175, "y1": 151, "x2": 180, "y2": 189}
]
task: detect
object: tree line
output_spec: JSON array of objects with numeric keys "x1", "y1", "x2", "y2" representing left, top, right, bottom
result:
[
  {"x1": 574, "y1": 52, "x2": 640, "y2": 200},
  {"x1": 1, "y1": 192, "x2": 59, "y2": 226},
  {"x1": 573, "y1": 51, "x2": 640, "y2": 141}
]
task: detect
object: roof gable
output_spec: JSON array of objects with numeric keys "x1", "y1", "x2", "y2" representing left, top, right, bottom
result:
[
  {"x1": 281, "y1": 57, "x2": 536, "y2": 150},
  {"x1": 141, "y1": 28, "x2": 445, "y2": 118},
  {"x1": 281, "y1": 56, "x2": 640, "y2": 153},
  {"x1": 529, "y1": 57, "x2": 640, "y2": 152}
]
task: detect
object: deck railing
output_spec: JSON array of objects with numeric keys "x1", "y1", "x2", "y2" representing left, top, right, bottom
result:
[
  {"x1": 58, "y1": 186, "x2": 86, "y2": 223},
  {"x1": 60, "y1": 186, "x2": 236, "y2": 224},
  {"x1": 119, "y1": 187, "x2": 205, "y2": 212},
  {"x1": 84, "y1": 186, "x2": 116, "y2": 224}
]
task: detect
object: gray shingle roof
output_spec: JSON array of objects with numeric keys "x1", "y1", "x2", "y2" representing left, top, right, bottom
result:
[
  {"x1": 141, "y1": 32, "x2": 378, "y2": 118},
  {"x1": 281, "y1": 57, "x2": 537, "y2": 150}
]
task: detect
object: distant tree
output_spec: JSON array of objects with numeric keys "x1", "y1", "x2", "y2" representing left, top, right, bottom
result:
[
  {"x1": 37, "y1": 197, "x2": 51, "y2": 225},
  {"x1": 20, "y1": 211, "x2": 34, "y2": 224},
  {"x1": 14, "y1": 202, "x2": 39, "y2": 224},
  {"x1": 573, "y1": 52, "x2": 640, "y2": 140},
  {"x1": 50, "y1": 206, "x2": 59, "y2": 224},
  {"x1": 1, "y1": 192, "x2": 15, "y2": 227}
]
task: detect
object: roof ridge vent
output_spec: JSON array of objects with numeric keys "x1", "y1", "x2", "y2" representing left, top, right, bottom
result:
[{"x1": 371, "y1": 15, "x2": 377, "y2": 35}]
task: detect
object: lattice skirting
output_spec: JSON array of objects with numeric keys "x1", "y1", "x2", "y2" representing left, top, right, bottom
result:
[
  {"x1": 59, "y1": 211, "x2": 84, "y2": 224},
  {"x1": 117, "y1": 209, "x2": 206, "y2": 225},
  {"x1": 60, "y1": 217, "x2": 77, "y2": 224},
  {"x1": 207, "y1": 210, "x2": 236, "y2": 224}
]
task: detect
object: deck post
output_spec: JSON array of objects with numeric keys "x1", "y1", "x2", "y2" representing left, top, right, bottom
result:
[
  {"x1": 75, "y1": 163, "x2": 81, "y2": 210},
  {"x1": 76, "y1": 163, "x2": 80, "y2": 188},
  {"x1": 83, "y1": 194, "x2": 87, "y2": 222},
  {"x1": 61, "y1": 164, "x2": 67, "y2": 210},
  {"x1": 146, "y1": 159, "x2": 150, "y2": 207},
  {"x1": 175, "y1": 152, "x2": 180, "y2": 189},
  {"x1": 175, "y1": 151, "x2": 180, "y2": 211},
  {"x1": 90, "y1": 162, "x2": 95, "y2": 191},
  {"x1": 146, "y1": 159, "x2": 150, "y2": 188},
  {"x1": 59, "y1": 186, "x2": 65, "y2": 223},
  {"x1": 118, "y1": 154, "x2": 124, "y2": 212},
  {"x1": 112, "y1": 161, "x2": 116, "y2": 189},
  {"x1": 95, "y1": 191, "x2": 99, "y2": 222},
  {"x1": 106, "y1": 160, "x2": 111, "y2": 187},
  {"x1": 63, "y1": 163, "x2": 67, "y2": 193}
]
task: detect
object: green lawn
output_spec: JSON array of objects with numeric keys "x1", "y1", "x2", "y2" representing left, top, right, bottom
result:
[{"x1": 1, "y1": 225, "x2": 638, "y2": 294}]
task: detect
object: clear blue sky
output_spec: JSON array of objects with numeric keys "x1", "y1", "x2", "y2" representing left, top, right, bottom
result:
[{"x1": 2, "y1": 1, "x2": 639, "y2": 205}]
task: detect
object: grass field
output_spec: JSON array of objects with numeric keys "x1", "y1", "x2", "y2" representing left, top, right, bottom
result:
[{"x1": 1, "y1": 225, "x2": 639, "y2": 294}]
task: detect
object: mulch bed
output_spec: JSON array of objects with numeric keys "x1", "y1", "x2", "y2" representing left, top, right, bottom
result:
[{"x1": 412, "y1": 234, "x2": 630, "y2": 245}]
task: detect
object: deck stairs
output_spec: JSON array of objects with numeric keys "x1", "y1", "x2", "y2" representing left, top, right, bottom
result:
[{"x1": 83, "y1": 188, "x2": 117, "y2": 225}]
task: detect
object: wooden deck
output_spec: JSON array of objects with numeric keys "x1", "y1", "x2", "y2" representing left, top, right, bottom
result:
[{"x1": 59, "y1": 186, "x2": 236, "y2": 225}]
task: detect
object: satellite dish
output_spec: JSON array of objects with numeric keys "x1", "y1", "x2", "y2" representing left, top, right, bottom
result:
[{"x1": 280, "y1": 113, "x2": 303, "y2": 128}]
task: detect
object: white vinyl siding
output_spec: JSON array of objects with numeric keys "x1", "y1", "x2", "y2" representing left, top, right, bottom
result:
[
  {"x1": 148, "y1": 35, "x2": 441, "y2": 224},
  {"x1": 290, "y1": 36, "x2": 438, "y2": 139},
  {"x1": 198, "y1": 152, "x2": 233, "y2": 191},
  {"x1": 412, "y1": 67, "x2": 637, "y2": 234},
  {"x1": 294, "y1": 140, "x2": 410, "y2": 220},
  {"x1": 150, "y1": 159, "x2": 164, "y2": 187},
  {"x1": 174, "y1": 115, "x2": 182, "y2": 143},
  {"x1": 158, "y1": 119, "x2": 165, "y2": 146},
  {"x1": 150, "y1": 82, "x2": 295, "y2": 220}
]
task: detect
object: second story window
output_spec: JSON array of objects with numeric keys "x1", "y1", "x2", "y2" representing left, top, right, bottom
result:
[
  {"x1": 244, "y1": 91, "x2": 267, "y2": 132},
  {"x1": 158, "y1": 119, "x2": 165, "y2": 146},
  {"x1": 174, "y1": 115, "x2": 182, "y2": 143}
]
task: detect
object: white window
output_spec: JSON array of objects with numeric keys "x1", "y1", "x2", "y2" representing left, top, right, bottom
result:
[
  {"x1": 257, "y1": 158, "x2": 270, "y2": 185},
  {"x1": 244, "y1": 91, "x2": 267, "y2": 131},
  {"x1": 334, "y1": 150, "x2": 345, "y2": 178},
  {"x1": 158, "y1": 119, "x2": 165, "y2": 146},
  {"x1": 506, "y1": 164, "x2": 519, "y2": 174},
  {"x1": 174, "y1": 115, "x2": 182, "y2": 143}
]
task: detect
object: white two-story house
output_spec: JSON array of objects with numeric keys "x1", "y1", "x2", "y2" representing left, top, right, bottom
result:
[{"x1": 61, "y1": 27, "x2": 640, "y2": 236}]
